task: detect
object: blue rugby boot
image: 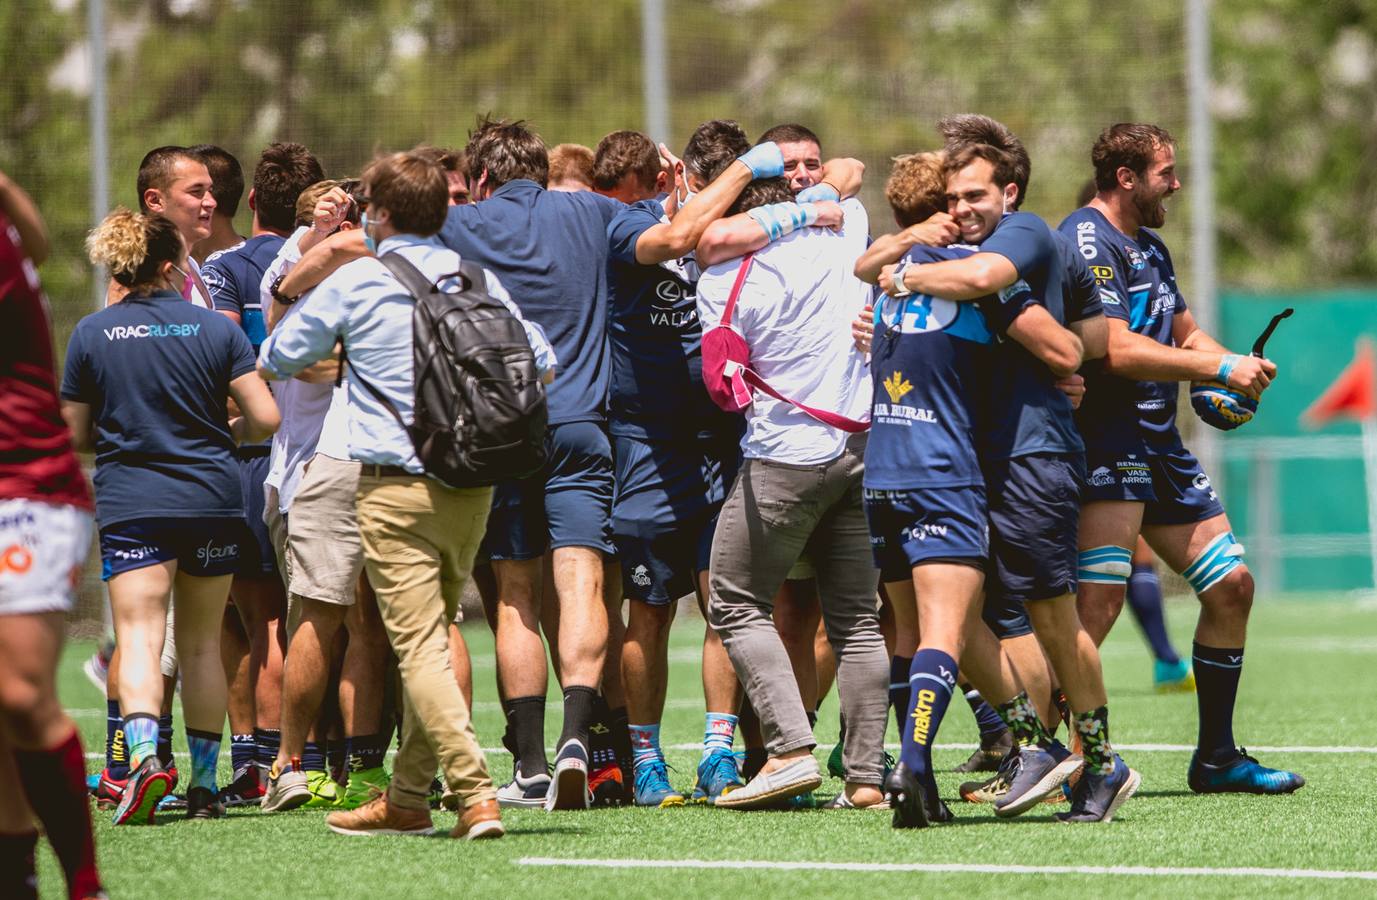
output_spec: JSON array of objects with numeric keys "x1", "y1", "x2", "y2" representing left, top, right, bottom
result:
[
  {"x1": 1188, "y1": 748, "x2": 1305, "y2": 795},
  {"x1": 994, "y1": 741, "x2": 1083, "y2": 818},
  {"x1": 633, "y1": 759, "x2": 684, "y2": 808},
  {"x1": 1153, "y1": 658, "x2": 1196, "y2": 693},
  {"x1": 1057, "y1": 755, "x2": 1141, "y2": 823},
  {"x1": 690, "y1": 749, "x2": 744, "y2": 805}
]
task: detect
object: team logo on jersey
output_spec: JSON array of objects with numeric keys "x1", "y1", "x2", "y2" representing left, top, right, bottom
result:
[
  {"x1": 1192, "y1": 472, "x2": 1218, "y2": 501},
  {"x1": 1125, "y1": 245, "x2": 1147, "y2": 271},
  {"x1": 998, "y1": 279, "x2": 1032, "y2": 304},
  {"x1": 1088, "y1": 466, "x2": 1115, "y2": 487},
  {"x1": 1089, "y1": 265, "x2": 1115, "y2": 283},
  {"x1": 654, "y1": 279, "x2": 687, "y2": 303},
  {"x1": 631, "y1": 564, "x2": 652, "y2": 588},
  {"x1": 891, "y1": 295, "x2": 958, "y2": 334},
  {"x1": 200, "y1": 264, "x2": 227, "y2": 298},
  {"x1": 196, "y1": 540, "x2": 239, "y2": 565},
  {"x1": 1075, "y1": 221, "x2": 1098, "y2": 260},
  {"x1": 102, "y1": 323, "x2": 203, "y2": 341},
  {"x1": 0, "y1": 544, "x2": 33, "y2": 575},
  {"x1": 883, "y1": 371, "x2": 913, "y2": 403}
]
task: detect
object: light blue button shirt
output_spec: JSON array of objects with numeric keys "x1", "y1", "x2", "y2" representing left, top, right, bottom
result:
[{"x1": 258, "y1": 232, "x2": 556, "y2": 473}]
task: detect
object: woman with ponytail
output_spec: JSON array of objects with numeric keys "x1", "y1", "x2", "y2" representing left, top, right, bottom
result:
[{"x1": 60, "y1": 208, "x2": 280, "y2": 825}]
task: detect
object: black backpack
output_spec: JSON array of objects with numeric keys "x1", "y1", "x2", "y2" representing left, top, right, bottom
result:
[{"x1": 344, "y1": 251, "x2": 548, "y2": 487}]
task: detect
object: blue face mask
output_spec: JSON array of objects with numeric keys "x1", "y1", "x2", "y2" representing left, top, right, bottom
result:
[{"x1": 360, "y1": 211, "x2": 377, "y2": 253}]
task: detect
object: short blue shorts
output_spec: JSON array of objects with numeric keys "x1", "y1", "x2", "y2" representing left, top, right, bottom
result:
[
  {"x1": 235, "y1": 448, "x2": 278, "y2": 577},
  {"x1": 480, "y1": 421, "x2": 616, "y2": 560},
  {"x1": 984, "y1": 453, "x2": 1083, "y2": 605},
  {"x1": 863, "y1": 485, "x2": 989, "y2": 584},
  {"x1": 1142, "y1": 443, "x2": 1226, "y2": 526},
  {"x1": 611, "y1": 433, "x2": 740, "y2": 605},
  {"x1": 101, "y1": 517, "x2": 250, "y2": 580}
]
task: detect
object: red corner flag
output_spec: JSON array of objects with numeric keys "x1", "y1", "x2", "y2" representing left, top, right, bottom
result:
[{"x1": 1303, "y1": 337, "x2": 1377, "y2": 427}]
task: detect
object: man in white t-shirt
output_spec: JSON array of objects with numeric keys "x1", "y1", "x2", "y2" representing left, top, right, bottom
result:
[{"x1": 695, "y1": 179, "x2": 888, "y2": 810}]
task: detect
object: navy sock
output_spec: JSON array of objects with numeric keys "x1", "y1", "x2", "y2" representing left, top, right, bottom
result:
[
  {"x1": 961, "y1": 683, "x2": 1008, "y2": 744},
  {"x1": 347, "y1": 733, "x2": 387, "y2": 772},
  {"x1": 1128, "y1": 564, "x2": 1180, "y2": 664},
  {"x1": 253, "y1": 728, "x2": 280, "y2": 770},
  {"x1": 1193, "y1": 642, "x2": 1243, "y2": 764},
  {"x1": 302, "y1": 740, "x2": 326, "y2": 773},
  {"x1": 327, "y1": 739, "x2": 347, "y2": 778},
  {"x1": 888, "y1": 656, "x2": 912, "y2": 738},
  {"x1": 229, "y1": 733, "x2": 255, "y2": 778},
  {"x1": 898, "y1": 649, "x2": 957, "y2": 778},
  {"x1": 156, "y1": 713, "x2": 174, "y2": 766},
  {"x1": 105, "y1": 699, "x2": 128, "y2": 779}
]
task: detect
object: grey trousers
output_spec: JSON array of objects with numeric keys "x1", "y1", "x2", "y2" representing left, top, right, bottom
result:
[{"x1": 707, "y1": 433, "x2": 888, "y2": 784}]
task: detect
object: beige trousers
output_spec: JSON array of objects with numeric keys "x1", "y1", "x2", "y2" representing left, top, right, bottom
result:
[{"x1": 355, "y1": 472, "x2": 495, "y2": 809}]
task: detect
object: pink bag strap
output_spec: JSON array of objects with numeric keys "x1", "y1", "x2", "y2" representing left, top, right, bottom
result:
[
  {"x1": 717, "y1": 252, "x2": 869, "y2": 433},
  {"x1": 720, "y1": 252, "x2": 755, "y2": 327}
]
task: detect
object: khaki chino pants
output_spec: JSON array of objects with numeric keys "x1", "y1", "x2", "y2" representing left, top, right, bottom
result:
[{"x1": 355, "y1": 471, "x2": 496, "y2": 809}]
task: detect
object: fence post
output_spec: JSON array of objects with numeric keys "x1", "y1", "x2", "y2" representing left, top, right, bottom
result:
[{"x1": 1248, "y1": 448, "x2": 1278, "y2": 597}]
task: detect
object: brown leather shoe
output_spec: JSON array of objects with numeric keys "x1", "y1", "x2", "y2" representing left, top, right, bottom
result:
[
  {"x1": 450, "y1": 798, "x2": 504, "y2": 840},
  {"x1": 326, "y1": 793, "x2": 434, "y2": 836}
]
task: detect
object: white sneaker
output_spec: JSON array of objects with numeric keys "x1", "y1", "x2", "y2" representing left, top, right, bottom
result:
[
  {"x1": 715, "y1": 756, "x2": 822, "y2": 810},
  {"x1": 496, "y1": 769, "x2": 551, "y2": 809},
  {"x1": 260, "y1": 766, "x2": 311, "y2": 813},
  {"x1": 544, "y1": 740, "x2": 591, "y2": 811}
]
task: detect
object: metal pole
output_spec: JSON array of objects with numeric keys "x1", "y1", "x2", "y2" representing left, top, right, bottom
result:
[
  {"x1": 88, "y1": 0, "x2": 109, "y2": 310},
  {"x1": 641, "y1": 0, "x2": 670, "y2": 144},
  {"x1": 1186, "y1": 0, "x2": 1221, "y2": 490}
]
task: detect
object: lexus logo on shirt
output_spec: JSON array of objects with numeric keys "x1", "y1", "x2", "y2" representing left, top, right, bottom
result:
[{"x1": 655, "y1": 280, "x2": 686, "y2": 303}]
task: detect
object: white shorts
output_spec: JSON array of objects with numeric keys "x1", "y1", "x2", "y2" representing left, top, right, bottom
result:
[{"x1": 0, "y1": 498, "x2": 94, "y2": 616}]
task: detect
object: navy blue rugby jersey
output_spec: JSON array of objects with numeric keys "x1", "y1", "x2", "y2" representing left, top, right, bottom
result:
[
  {"x1": 974, "y1": 212, "x2": 1083, "y2": 460},
  {"x1": 606, "y1": 196, "x2": 740, "y2": 442},
  {"x1": 60, "y1": 291, "x2": 255, "y2": 527},
  {"x1": 864, "y1": 244, "x2": 995, "y2": 490},
  {"x1": 203, "y1": 233, "x2": 285, "y2": 354},
  {"x1": 1059, "y1": 206, "x2": 1186, "y2": 448}
]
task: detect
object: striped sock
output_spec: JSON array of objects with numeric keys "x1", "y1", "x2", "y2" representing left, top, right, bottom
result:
[
  {"x1": 253, "y1": 728, "x2": 280, "y2": 770},
  {"x1": 702, "y1": 713, "x2": 737, "y2": 758},
  {"x1": 229, "y1": 733, "x2": 255, "y2": 778},
  {"x1": 186, "y1": 728, "x2": 222, "y2": 792},
  {"x1": 302, "y1": 741, "x2": 326, "y2": 773},
  {"x1": 629, "y1": 723, "x2": 662, "y2": 773},
  {"x1": 122, "y1": 714, "x2": 158, "y2": 767}
]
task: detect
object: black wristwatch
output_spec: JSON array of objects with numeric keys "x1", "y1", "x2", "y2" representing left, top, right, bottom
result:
[{"x1": 270, "y1": 272, "x2": 299, "y2": 306}]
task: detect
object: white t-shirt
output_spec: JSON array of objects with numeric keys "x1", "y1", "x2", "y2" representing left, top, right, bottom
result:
[
  {"x1": 696, "y1": 198, "x2": 872, "y2": 465},
  {"x1": 261, "y1": 227, "x2": 336, "y2": 512}
]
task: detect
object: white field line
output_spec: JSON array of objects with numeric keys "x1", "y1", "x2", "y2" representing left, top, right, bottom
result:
[{"x1": 515, "y1": 857, "x2": 1377, "y2": 882}]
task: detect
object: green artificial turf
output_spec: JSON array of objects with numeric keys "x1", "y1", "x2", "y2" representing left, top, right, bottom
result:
[{"x1": 35, "y1": 596, "x2": 1377, "y2": 898}]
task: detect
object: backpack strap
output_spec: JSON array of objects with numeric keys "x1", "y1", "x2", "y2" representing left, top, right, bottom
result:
[{"x1": 377, "y1": 251, "x2": 438, "y2": 302}]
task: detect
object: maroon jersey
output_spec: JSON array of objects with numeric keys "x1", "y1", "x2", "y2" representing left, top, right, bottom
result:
[{"x1": 0, "y1": 211, "x2": 92, "y2": 509}]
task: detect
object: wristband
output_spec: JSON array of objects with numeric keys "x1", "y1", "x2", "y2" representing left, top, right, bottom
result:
[
  {"x1": 746, "y1": 202, "x2": 819, "y2": 243},
  {"x1": 1217, "y1": 353, "x2": 1241, "y2": 384},
  {"x1": 269, "y1": 273, "x2": 299, "y2": 306},
  {"x1": 738, "y1": 141, "x2": 785, "y2": 180},
  {"x1": 797, "y1": 182, "x2": 840, "y2": 203},
  {"x1": 889, "y1": 261, "x2": 913, "y2": 298}
]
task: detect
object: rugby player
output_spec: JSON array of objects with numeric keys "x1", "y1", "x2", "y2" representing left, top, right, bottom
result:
[
  {"x1": 882, "y1": 121, "x2": 1141, "y2": 823},
  {"x1": 189, "y1": 144, "x2": 247, "y2": 263},
  {"x1": 113, "y1": 147, "x2": 217, "y2": 308},
  {"x1": 548, "y1": 143, "x2": 596, "y2": 192},
  {"x1": 0, "y1": 172, "x2": 106, "y2": 899},
  {"x1": 205, "y1": 142, "x2": 324, "y2": 806},
  {"x1": 1058, "y1": 123, "x2": 1302, "y2": 794},
  {"x1": 592, "y1": 127, "x2": 782, "y2": 806}
]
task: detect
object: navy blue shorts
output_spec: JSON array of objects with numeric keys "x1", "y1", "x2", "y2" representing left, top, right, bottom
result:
[
  {"x1": 480, "y1": 421, "x2": 615, "y2": 560},
  {"x1": 1081, "y1": 439, "x2": 1156, "y2": 504},
  {"x1": 101, "y1": 517, "x2": 250, "y2": 580},
  {"x1": 984, "y1": 453, "x2": 1083, "y2": 606},
  {"x1": 863, "y1": 486, "x2": 989, "y2": 584},
  {"x1": 235, "y1": 448, "x2": 278, "y2": 577},
  {"x1": 1142, "y1": 443, "x2": 1226, "y2": 526},
  {"x1": 611, "y1": 433, "x2": 740, "y2": 606}
]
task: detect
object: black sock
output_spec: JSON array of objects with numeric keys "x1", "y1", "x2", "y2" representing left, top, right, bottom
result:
[
  {"x1": 253, "y1": 728, "x2": 281, "y2": 770},
  {"x1": 587, "y1": 693, "x2": 616, "y2": 768},
  {"x1": 157, "y1": 713, "x2": 174, "y2": 767},
  {"x1": 105, "y1": 699, "x2": 128, "y2": 779},
  {"x1": 347, "y1": 733, "x2": 387, "y2": 772},
  {"x1": 889, "y1": 656, "x2": 912, "y2": 738},
  {"x1": 1193, "y1": 642, "x2": 1243, "y2": 764},
  {"x1": 558, "y1": 685, "x2": 598, "y2": 752},
  {"x1": 504, "y1": 695, "x2": 548, "y2": 778},
  {"x1": 609, "y1": 705, "x2": 633, "y2": 777},
  {"x1": 1128, "y1": 564, "x2": 1181, "y2": 664},
  {"x1": 0, "y1": 830, "x2": 37, "y2": 900},
  {"x1": 742, "y1": 747, "x2": 767, "y2": 781},
  {"x1": 327, "y1": 739, "x2": 347, "y2": 779}
]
